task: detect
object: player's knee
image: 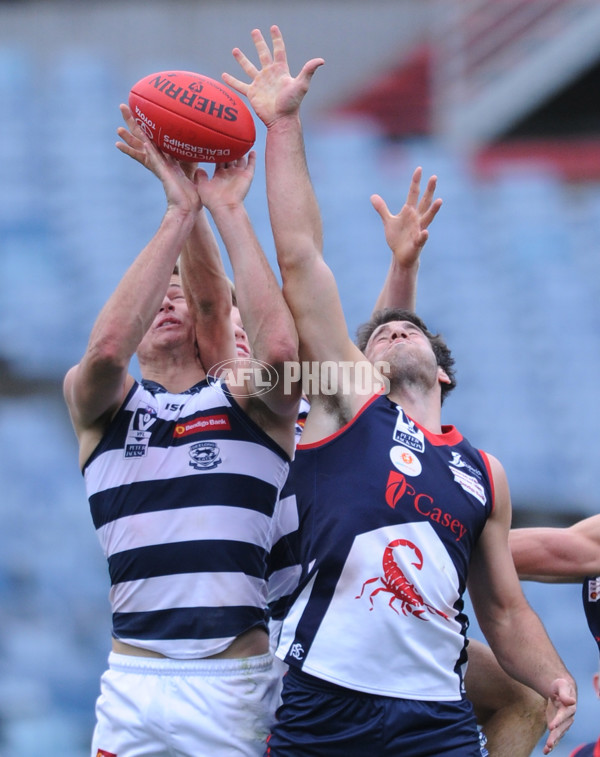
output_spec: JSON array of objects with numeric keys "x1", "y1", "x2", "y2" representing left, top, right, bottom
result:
[{"x1": 515, "y1": 684, "x2": 546, "y2": 729}]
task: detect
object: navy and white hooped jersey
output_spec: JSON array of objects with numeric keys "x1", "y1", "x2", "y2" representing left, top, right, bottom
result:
[
  {"x1": 266, "y1": 396, "x2": 311, "y2": 653},
  {"x1": 83, "y1": 377, "x2": 290, "y2": 659},
  {"x1": 276, "y1": 392, "x2": 494, "y2": 701}
]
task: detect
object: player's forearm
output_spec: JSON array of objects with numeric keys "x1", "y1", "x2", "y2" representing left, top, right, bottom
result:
[
  {"x1": 372, "y1": 258, "x2": 419, "y2": 314},
  {"x1": 265, "y1": 115, "x2": 323, "y2": 270},
  {"x1": 481, "y1": 604, "x2": 574, "y2": 699},
  {"x1": 87, "y1": 206, "x2": 196, "y2": 365},
  {"x1": 180, "y1": 209, "x2": 233, "y2": 325},
  {"x1": 179, "y1": 209, "x2": 236, "y2": 370},
  {"x1": 510, "y1": 527, "x2": 598, "y2": 581},
  {"x1": 212, "y1": 202, "x2": 299, "y2": 369}
]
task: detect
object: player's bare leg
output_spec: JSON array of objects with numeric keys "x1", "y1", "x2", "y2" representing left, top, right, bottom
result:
[{"x1": 466, "y1": 639, "x2": 547, "y2": 757}]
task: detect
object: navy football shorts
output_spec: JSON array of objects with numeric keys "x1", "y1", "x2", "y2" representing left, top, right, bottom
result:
[{"x1": 266, "y1": 667, "x2": 483, "y2": 757}]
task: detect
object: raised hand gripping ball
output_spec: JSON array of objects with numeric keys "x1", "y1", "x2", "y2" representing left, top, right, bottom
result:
[{"x1": 129, "y1": 70, "x2": 256, "y2": 162}]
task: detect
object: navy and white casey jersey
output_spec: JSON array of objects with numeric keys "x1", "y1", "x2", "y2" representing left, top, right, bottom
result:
[
  {"x1": 83, "y1": 377, "x2": 290, "y2": 659},
  {"x1": 276, "y1": 392, "x2": 494, "y2": 701},
  {"x1": 568, "y1": 737, "x2": 600, "y2": 757},
  {"x1": 567, "y1": 579, "x2": 600, "y2": 755},
  {"x1": 582, "y1": 576, "x2": 600, "y2": 654}
]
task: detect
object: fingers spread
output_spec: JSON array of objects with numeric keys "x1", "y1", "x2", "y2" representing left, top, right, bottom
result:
[
  {"x1": 252, "y1": 28, "x2": 274, "y2": 66},
  {"x1": 222, "y1": 71, "x2": 249, "y2": 96},
  {"x1": 405, "y1": 167, "x2": 422, "y2": 207}
]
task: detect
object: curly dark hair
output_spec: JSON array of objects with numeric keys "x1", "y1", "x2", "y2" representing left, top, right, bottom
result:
[{"x1": 355, "y1": 308, "x2": 457, "y2": 404}]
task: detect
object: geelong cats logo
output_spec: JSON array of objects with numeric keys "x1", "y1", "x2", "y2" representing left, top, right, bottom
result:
[{"x1": 189, "y1": 441, "x2": 221, "y2": 470}]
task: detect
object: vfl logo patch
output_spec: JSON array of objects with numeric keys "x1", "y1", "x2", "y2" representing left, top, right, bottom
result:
[
  {"x1": 133, "y1": 405, "x2": 157, "y2": 432},
  {"x1": 393, "y1": 408, "x2": 424, "y2": 453},
  {"x1": 174, "y1": 414, "x2": 231, "y2": 438},
  {"x1": 449, "y1": 466, "x2": 487, "y2": 506},
  {"x1": 124, "y1": 403, "x2": 157, "y2": 458},
  {"x1": 189, "y1": 441, "x2": 221, "y2": 470},
  {"x1": 588, "y1": 577, "x2": 600, "y2": 602}
]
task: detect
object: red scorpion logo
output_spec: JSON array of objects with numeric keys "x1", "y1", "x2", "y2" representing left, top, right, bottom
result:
[{"x1": 356, "y1": 538, "x2": 449, "y2": 621}]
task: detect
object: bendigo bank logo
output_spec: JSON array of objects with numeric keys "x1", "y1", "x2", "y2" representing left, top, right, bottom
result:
[
  {"x1": 174, "y1": 414, "x2": 231, "y2": 438},
  {"x1": 385, "y1": 471, "x2": 468, "y2": 542}
]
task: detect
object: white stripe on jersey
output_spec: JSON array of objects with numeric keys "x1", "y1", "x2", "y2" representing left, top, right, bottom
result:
[
  {"x1": 125, "y1": 382, "x2": 233, "y2": 414},
  {"x1": 271, "y1": 493, "x2": 300, "y2": 543},
  {"x1": 87, "y1": 438, "x2": 288, "y2": 494},
  {"x1": 97, "y1": 506, "x2": 272, "y2": 557},
  {"x1": 276, "y1": 571, "x2": 318, "y2": 659},
  {"x1": 267, "y1": 565, "x2": 303, "y2": 606},
  {"x1": 110, "y1": 572, "x2": 266, "y2": 613}
]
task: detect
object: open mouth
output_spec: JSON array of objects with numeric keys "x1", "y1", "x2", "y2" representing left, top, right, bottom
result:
[{"x1": 157, "y1": 317, "x2": 181, "y2": 329}]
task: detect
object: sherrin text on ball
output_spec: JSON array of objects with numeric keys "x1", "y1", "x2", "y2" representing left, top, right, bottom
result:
[{"x1": 129, "y1": 70, "x2": 256, "y2": 162}]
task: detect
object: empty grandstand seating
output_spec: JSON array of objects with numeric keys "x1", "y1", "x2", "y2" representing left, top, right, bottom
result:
[{"x1": 1, "y1": 47, "x2": 600, "y2": 757}]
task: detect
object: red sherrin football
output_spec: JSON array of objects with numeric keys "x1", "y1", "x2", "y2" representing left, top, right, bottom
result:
[{"x1": 128, "y1": 70, "x2": 256, "y2": 162}]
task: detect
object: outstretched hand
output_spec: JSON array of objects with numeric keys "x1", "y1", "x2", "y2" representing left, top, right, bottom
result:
[
  {"x1": 195, "y1": 152, "x2": 256, "y2": 213},
  {"x1": 370, "y1": 167, "x2": 442, "y2": 270},
  {"x1": 542, "y1": 677, "x2": 577, "y2": 754},
  {"x1": 115, "y1": 103, "x2": 201, "y2": 216},
  {"x1": 222, "y1": 24, "x2": 324, "y2": 127}
]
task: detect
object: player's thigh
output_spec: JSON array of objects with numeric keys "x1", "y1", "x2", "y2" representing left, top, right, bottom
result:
[
  {"x1": 91, "y1": 667, "x2": 164, "y2": 757},
  {"x1": 465, "y1": 639, "x2": 527, "y2": 720}
]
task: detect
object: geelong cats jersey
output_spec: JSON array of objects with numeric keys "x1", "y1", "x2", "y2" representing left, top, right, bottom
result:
[
  {"x1": 277, "y1": 393, "x2": 494, "y2": 700},
  {"x1": 83, "y1": 378, "x2": 290, "y2": 658},
  {"x1": 266, "y1": 396, "x2": 311, "y2": 653}
]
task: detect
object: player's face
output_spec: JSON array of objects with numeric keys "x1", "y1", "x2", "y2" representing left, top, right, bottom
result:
[
  {"x1": 364, "y1": 319, "x2": 447, "y2": 392},
  {"x1": 364, "y1": 320, "x2": 434, "y2": 365},
  {"x1": 231, "y1": 306, "x2": 251, "y2": 358},
  {"x1": 140, "y1": 275, "x2": 195, "y2": 349}
]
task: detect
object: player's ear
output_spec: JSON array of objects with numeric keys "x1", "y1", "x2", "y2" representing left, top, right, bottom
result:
[{"x1": 437, "y1": 367, "x2": 451, "y2": 386}]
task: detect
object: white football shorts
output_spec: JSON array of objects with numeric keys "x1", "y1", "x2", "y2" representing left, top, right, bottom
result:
[{"x1": 91, "y1": 651, "x2": 280, "y2": 757}]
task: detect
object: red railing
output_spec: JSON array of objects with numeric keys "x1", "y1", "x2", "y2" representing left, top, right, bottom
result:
[{"x1": 435, "y1": 0, "x2": 583, "y2": 100}]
